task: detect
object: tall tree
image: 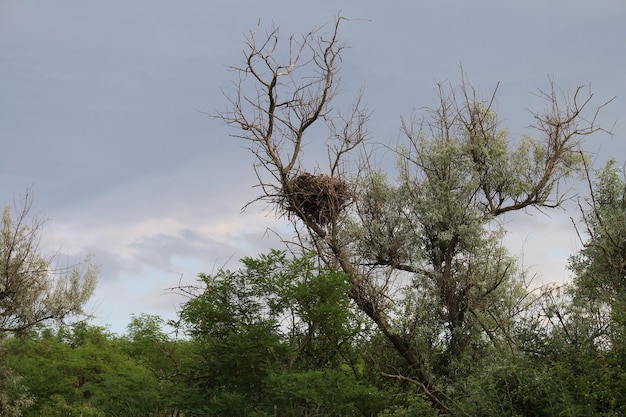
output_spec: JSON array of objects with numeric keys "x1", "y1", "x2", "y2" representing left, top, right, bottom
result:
[
  {"x1": 215, "y1": 16, "x2": 611, "y2": 414},
  {"x1": 571, "y1": 159, "x2": 626, "y2": 336},
  {"x1": 565, "y1": 159, "x2": 626, "y2": 414},
  {"x1": 0, "y1": 191, "x2": 98, "y2": 416},
  {"x1": 457, "y1": 161, "x2": 626, "y2": 416}
]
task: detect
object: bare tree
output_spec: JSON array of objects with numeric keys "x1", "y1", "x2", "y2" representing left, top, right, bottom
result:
[
  {"x1": 215, "y1": 15, "x2": 450, "y2": 409},
  {"x1": 216, "y1": 16, "x2": 612, "y2": 414},
  {"x1": 0, "y1": 191, "x2": 98, "y2": 333}
]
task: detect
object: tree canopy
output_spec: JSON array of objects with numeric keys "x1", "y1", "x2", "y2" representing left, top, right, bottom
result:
[{"x1": 215, "y1": 16, "x2": 614, "y2": 414}]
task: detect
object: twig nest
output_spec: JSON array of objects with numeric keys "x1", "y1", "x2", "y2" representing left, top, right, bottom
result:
[{"x1": 283, "y1": 172, "x2": 351, "y2": 225}]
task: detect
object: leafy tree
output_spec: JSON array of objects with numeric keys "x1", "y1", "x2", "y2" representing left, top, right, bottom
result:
[
  {"x1": 4, "y1": 323, "x2": 176, "y2": 417},
  {"x1": 176, "y1": 250, "x2": 387, "y2": 416},
  {"x1": 0, "y1": 191, "x2": 98, "y2": 415},
  {"x1": 0, "y1": 343, "x2": 32, "y2": 417},
  {"x1": 39, "y1": 395, "x2": 104, "y2": 417},
  {"x1": 123, "y1": 314, "x2": 180, "y2": 381},
  {"x1": 0, "y1": 191, "x2": 97, "y2": 333},
  {"x1": 215, "y1": 16, "x2": 611, "y2": 414},
  {"x1": 458, "y1": 160, "x2": 626, "y2": 417},
  {"x1": 459, "y1": 316, "x2": 626, "y2": 416},
  {"x1": 122, "y1": 313, "x2": 202, "y2": 417},
  {"x1": 570, "y1": 159, "x2": 626, "y2": 344},
  {"x1": 554, "y1": 158, "x2": 626, "y2": 415}
]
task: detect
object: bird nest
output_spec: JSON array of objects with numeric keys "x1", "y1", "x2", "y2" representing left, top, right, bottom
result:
[{"x1": 282, "y1": 172, "x2": 351, "y2": 225}]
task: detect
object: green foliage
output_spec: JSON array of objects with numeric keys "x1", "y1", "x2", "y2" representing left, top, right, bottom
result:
[
  {"x1": 462, "y1": 352, "x2": 567, "y2": 417},
  {"x1": 461, "y1": 338, "x2": 626, "y2": 416},
  {"x1": 180, "y1": 249, "x2": 358, "y2": 365},
  {"x1": 176, "y1": 250, "x2": 384, "y2": 416},
  {"x1": 349, "y1": 106, "x2": 530, "y2": 380},
  {"x1": 377, "y1": 394, "x2": 441, "y2": 417},
  {"x1": 4, "y1": 323, "x2": 177, "y2": 417},
  {"x1": 337, "y1": 81, "x2": 604, "y2": 413},
  {"x1": 0, "y1": 192, "x2": 98, "y2": 416},
  {"x1": 266, "y1": 369, "x2": 387, "y2": 416},
  {"x1": 39, "y1": 395, "x2": 104, "y2": 417},
  {"x1": 570, "y1": 160, "x2": 626, "y2": 317},
  {"x1": 0, "y1": 338, "x2": 33, "y2": 417},
  {"x1": 123, "y1": 314, "x2": 179, "y2": 381}
]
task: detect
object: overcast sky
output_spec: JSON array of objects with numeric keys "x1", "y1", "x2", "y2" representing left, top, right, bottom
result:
[{"x1": 2, "y1": 1, "x2": 625, "y2": 334}]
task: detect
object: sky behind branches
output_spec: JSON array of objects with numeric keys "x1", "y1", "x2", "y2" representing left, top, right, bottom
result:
[{"x1": 1, "y1": 1, "x2": 624, "y2": 334}]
